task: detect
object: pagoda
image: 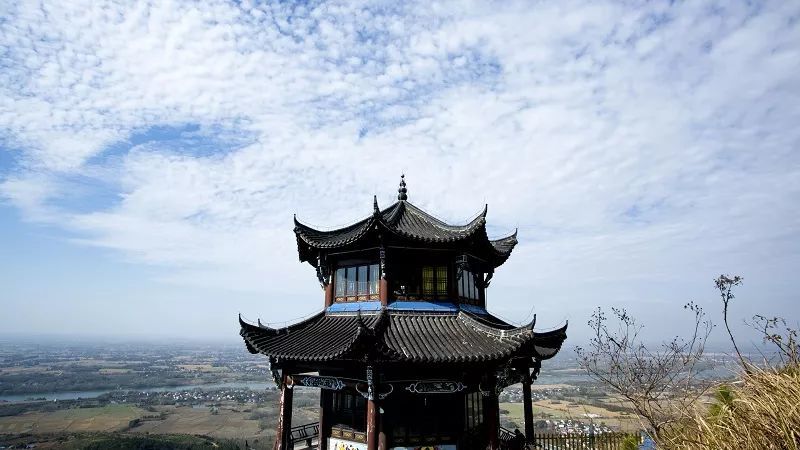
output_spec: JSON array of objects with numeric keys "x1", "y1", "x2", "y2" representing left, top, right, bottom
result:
[{"x1": 239, "y1": 176, "x2": 567, "y2": 450}]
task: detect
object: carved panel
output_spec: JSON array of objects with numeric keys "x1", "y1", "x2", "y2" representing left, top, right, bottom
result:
[
  {"x1": 405, "y1": 381, "x2": 466, "y2": 394},
  {"x1": 295, "y1": 375, "x2": 345, "y2": 391}
]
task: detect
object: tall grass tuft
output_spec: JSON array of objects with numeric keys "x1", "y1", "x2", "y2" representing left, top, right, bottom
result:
[{"x1": 664, "y1": 364, "x2": 800, "y2": 450}]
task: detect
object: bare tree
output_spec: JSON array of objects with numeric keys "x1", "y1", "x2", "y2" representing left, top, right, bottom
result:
[
  {"x1": 575, "y1": 303, "x2": 713, "y2": 441},
  {"x1": 714, "y1": 274, "x2": 798, "y2": 366},
  {"x1": 751, "y1": 315, "x2": 799, "y2": 366},
  {"x1": 715, "y1": 275, "x2": 746, "y2": 367}
]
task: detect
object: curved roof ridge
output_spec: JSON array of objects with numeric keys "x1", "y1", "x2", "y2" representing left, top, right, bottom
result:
[
  {"x1": 533, "y1": 321, "x2": 569, "y2": 336},
  {"x1": 293, "y1": 213, "x2": 373, "y2": 236},
  {"x1": 487, "y1": 228, "x2": 518, "y2": 264},
  {"x1": 240, "y1": 312, "x2": 384, "y2": 361},
  {"x1": 457, "y1": 311, "x2": 536, "y2": 339},
  {"x1": 489, "y1": 228, "x2": 518, "y2": 244},
  {"x1": 239, "y1": 311, "x2": 326, "y2": 337},
  {"x1": 398, "y1": 201, "x2": 487, "y2": 231}
]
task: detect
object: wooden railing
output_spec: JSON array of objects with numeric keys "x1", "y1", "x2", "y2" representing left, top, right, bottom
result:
[
  {"x1": 496, "y1": 429, "x2": 642, "y2": 450},
  {"x1": 289, "y1": 421, "x2": 319, "y2": 448},
  {"x1": 499, "y1": 426, "x2": 524, "y2": 449},
  {"x1": 534, "y1": 432, "x2": 642, "y2": 450}
]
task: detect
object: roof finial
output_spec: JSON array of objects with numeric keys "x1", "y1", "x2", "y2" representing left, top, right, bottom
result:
[
  {"x1": 397, "y1": 174, "x2": 408, "y2": 201},
  {"x1": 373, "y1": 195, "x2": 380, "y2": 215}
]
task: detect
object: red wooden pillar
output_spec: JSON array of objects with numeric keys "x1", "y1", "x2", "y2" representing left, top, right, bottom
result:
[
  {"x1": 522, "y1": 372, "x2": 534, "y2": 443},
  {"x1": 367, "y1": 397, "x2": 378, "y2": 450},
  {"x1": 366, "y1": 365, "x2": 379, "y2": 450},
  {"x1": 486, "y1": 392, "x2": 499, "y2": 449},
  {"x1": 379, "y1": 245, "x2": 388, "y2": 307},
  {"x1": 379, "y1": 279, "x2": 388, "y2": 306},
  {"x1": 324, "y1": 283, "x2": 333, "y2": 308},
  {"x1": 275, "y1": 375, "x2": 293, "y2": 450},
  {"x1": 318, "y1": 389, "x2": 328, "y2": 450},
  {"x1": 378, "y1": 408, "x2": 387, "y2": 450}
]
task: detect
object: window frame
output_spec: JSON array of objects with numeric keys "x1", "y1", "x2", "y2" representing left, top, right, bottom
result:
[
  {"x1": 421, "y1": 265, "x2": 448, "y2": 299},
  {"x1": 334, "y1": 263, "x2": 380, "y2": 302},
  {"x1": 330, "y1": 391, "x2": 366, "y2": 431},
  {"x1": 458, "y1": 268, "x2": 481, "y2": 305}
]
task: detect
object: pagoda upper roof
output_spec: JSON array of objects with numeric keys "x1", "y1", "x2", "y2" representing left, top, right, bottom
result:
[
  {"x1": 239, "y1": 309, "x2": 567, "y2": 365},
  {"x1": 294, "y1": 198, "x2": 518, "y2": 268}
]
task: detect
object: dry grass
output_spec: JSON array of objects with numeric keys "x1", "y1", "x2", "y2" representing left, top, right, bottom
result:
[
  {"x1": 500, "y1": 400, "x2": 642, "y2": 431},
  {"x1": 664, "y1": 365, "x2": 800, "y2": 450}
]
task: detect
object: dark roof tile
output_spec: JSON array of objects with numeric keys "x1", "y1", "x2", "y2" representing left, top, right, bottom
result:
[{"x1": 240, "y1": 310, "x2": 566, "y2": 364}]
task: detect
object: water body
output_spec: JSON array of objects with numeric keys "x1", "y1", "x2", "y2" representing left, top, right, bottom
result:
[{"x1": 0, "y1": 381, "x2": 272, "y2": 403}]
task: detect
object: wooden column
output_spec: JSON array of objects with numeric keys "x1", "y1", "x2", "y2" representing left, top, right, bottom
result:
[
  {"x1": 367, "y1": 397, "x2": 378, "y2": 450},
  {"x1": 522, "y1": 372, "x2": 534, "y2": 443},
  {"x1": 379, "y1": 245, "x2": 388, "y2": 306},
  {"x1": 324, "y1": 283, "x2": 333, "y2": 308},
  {"x1": 366, "y1": 365, "x2": 379, "y2": 450},
  {"x1": 378, "y1": 409, "x2": 387, "y2": 450},
  {"x1": 318, "y1": 389, "x2": 328, "y2": 450},
  {"x1": 379, "y1": 279, "x2": 388, "y2": 306},
  {"x1": 485, "y1": 392, "x2": 499, "y2": 449},
  {"x1": 275, "y1": 375, "x2": 293, "y2": 450}
]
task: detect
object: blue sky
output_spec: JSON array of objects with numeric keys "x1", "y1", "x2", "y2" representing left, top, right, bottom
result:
[{"x1": 1, "y1": 0, "x2": 798, "y2": 345}]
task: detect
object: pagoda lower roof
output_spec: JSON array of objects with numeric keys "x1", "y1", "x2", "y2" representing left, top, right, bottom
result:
[{"x1": 239, "y1": 308, "x2": 567, "y2": 365}]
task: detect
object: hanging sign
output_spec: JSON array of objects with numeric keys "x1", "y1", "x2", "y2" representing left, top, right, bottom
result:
[
  {"x1": 405, "y1": 381, "x2": 466, "y2": 394},
  {"x1": 293, "y1": 375, "x2": 345, "y2": 390}
]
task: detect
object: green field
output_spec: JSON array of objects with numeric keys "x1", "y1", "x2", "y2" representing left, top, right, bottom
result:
[{"x1": 0, "y1": 404, "x2": 146, "y2": 435}]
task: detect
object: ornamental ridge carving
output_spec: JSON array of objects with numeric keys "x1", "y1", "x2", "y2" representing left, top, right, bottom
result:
[
  {"x1": 298, "y1": 376, "x2": 345, "y2": 391},
  {"x1": 379, "y1": 246, "x2": 387, "y2": 279},
  {"x1": 405, "y1": 381, "x2": 466, "y2": 394},
  {"x1": 316, "y1": 254, "x2": 330, "y2": 288},
  {"x1": 356, "y1": 383, "x2": 394, "y2": 400}
]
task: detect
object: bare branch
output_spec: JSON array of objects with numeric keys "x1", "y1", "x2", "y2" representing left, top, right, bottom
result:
[{"x1": 575, "y1": 304, "x2": 712, "y2": 441}]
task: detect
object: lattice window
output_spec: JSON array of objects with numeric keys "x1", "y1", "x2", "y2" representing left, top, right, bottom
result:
[
  {"x1": 334, "y1": 264, "x2": 380, "y2": 302},
  {"x1": 422, "y1": 265, "x2": 447, "y2": 298}
]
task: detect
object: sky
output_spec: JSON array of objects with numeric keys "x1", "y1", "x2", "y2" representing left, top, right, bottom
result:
[{"x1": 0, "y1": 0, "x2": 798, "y2": 347}]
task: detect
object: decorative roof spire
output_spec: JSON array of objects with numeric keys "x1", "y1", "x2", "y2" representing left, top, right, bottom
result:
[
  {"x1": 373, "y1": 195, "x2": 380, "y2": 215},
  {"x1": 397, "y1": 174, "x2": 408, "y2": 201}
]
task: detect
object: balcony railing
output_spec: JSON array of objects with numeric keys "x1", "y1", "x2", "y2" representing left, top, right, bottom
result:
[{"x1": 289, "y1": 421, "x2": 319, "y2": 448}]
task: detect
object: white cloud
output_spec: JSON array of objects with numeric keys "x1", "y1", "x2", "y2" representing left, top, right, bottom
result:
[{"x1": 1, "y1": 0, "x2": 799, "y2": 340}]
